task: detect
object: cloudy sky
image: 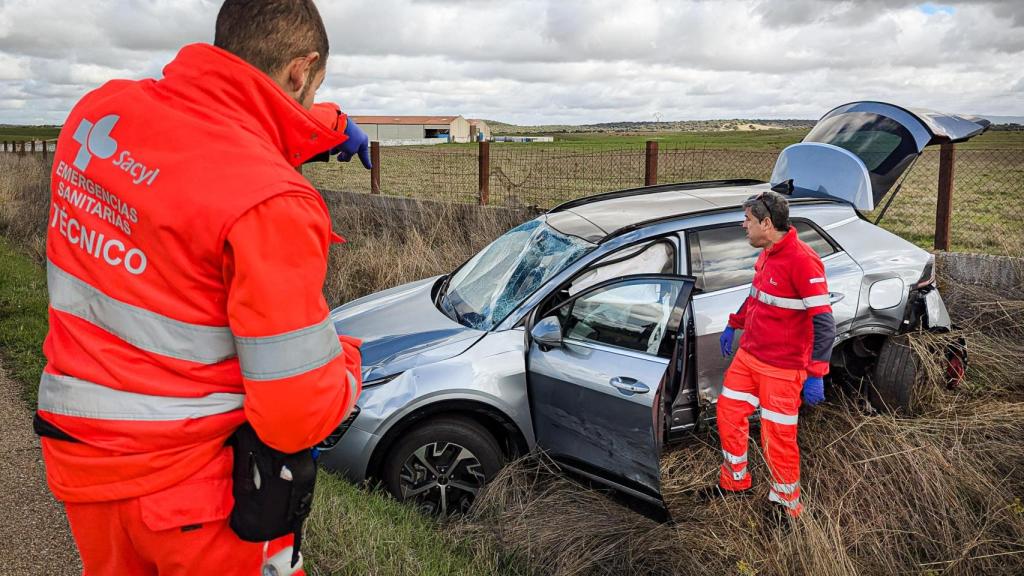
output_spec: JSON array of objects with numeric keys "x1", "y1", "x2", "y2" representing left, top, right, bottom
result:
[{"x1": 0, "y1": 0, "x2": 1021, "y2": 125}]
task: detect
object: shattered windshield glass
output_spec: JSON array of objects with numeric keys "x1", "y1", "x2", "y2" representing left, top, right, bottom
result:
[{"x1": 440, "y1": 218, "x2": 595, "y2": 331}]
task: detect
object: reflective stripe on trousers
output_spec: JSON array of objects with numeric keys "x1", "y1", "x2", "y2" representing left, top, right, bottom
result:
[
  {"x1": 720, "y1": 386, "x2": 759, "y2": 408},
  {"x1": 38, "y1": 372, "x2": 244, "y2": 421}
]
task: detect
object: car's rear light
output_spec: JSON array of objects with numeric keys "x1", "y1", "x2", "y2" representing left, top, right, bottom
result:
[{"x1": 916, "y1": 257, "x2": 936, "y2": 288}]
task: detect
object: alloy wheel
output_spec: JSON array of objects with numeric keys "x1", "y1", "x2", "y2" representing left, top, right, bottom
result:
[{"x1": 398, "y1": 441, "x2": 487, "y2": 516}]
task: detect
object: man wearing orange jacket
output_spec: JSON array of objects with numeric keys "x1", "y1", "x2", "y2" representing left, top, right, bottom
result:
[
  {"x1": 710, "y1": 190, "x2": 835, "y2": 521},
  {"x1": 35, "y1": 1, "x2": 369, "y2": 573}
]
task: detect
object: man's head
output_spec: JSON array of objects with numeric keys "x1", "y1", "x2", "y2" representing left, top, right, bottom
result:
[
  {"x1": 741, "y1": 190, "x2": 790, "y2": 248},
  {"x1": 214, "y1": 0, "x2": 329, "y2": 109}
]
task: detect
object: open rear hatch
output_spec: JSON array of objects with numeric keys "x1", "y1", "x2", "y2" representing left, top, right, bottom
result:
[{"x1": 771, "y1": 101, "x2": 991, "y2": 210}]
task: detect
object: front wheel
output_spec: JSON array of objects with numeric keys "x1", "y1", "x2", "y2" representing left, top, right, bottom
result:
[
  {"x1": 381, "y1": 416, "x2": 505, "y2": 516},
  {"x1": 869, "y1": 334, "x2": 921, "y2": 414}
]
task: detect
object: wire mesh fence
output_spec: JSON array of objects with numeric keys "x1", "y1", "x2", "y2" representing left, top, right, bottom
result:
[{"x1": 5, "y1": 137, "x2": 1020, "y2": 255}]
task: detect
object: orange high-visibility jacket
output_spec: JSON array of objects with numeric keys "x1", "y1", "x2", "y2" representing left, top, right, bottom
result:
[
  {"x1": 727, "y1": 227, "x2": 835, "y2": 377},
  {"x1": 38, "y1": 43, "x2": 361, "y2": 503}
]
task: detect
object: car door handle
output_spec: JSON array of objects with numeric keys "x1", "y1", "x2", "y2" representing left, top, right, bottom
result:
[
  {"x1": 610, "y1": 377, "x2": 649, "y2": 394},
  {"x1": 829, "y1": 292, "x2": 845, "y2": 304}
]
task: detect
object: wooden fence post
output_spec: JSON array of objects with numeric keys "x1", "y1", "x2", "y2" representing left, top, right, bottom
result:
[
  {"x1": 370, "y1": 141, "x2": 380, "y2": 194},
  {"x1": 42, "y1": 139, "x2": 48, "y2": 160},
  {"x1": 934, "y1": 142, "x2": 955, "y2": 251},
  {"x1": 645, "y1": 140, "x2": 659, "y2": 186},
  {"x1": 478, "y1": 140, "x2": 490, "y2": 206},
  {"x1": 30, "y1": 140, "x2": 36, "y2": 154}
]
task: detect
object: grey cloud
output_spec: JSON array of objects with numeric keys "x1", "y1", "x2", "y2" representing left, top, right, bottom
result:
[{"x1": 1, "y1": 0, "x2": 1022, "y2": 124}]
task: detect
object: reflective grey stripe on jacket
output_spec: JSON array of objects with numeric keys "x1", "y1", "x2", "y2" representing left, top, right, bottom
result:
[
  {"x1": 47, "y1": 261, "x2": 236, "y2": 364},
  {"x1": 235, "y1": 316, "x2": 342, "y2": 381},
  {"x1": 750, "y1": 287, "x2": 831, "y2": 311},
  {"x1": 38, "y1": 372, "x2": 244, "y2": 421}
]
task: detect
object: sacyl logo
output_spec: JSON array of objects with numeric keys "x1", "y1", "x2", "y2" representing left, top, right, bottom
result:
[
  {"x1": 72, "y1": 114, "x2": 119, "y2": 171},
  {"x1": 70, "y1": 114, "x2": 160, "y2": 186}
]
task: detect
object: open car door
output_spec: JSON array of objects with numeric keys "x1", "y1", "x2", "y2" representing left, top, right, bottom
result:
[{"x1": 524, "y1": 274, "x2": 695, "y2": 522}]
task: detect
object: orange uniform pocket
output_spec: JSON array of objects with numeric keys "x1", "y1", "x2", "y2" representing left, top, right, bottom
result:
[{"x1": 138, "y1": 448, "x2": 234, "y2": 532}]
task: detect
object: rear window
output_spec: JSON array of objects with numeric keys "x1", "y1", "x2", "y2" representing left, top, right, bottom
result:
[{"x1": 804, "y1": 111, "x2": 920, "y2": 196}]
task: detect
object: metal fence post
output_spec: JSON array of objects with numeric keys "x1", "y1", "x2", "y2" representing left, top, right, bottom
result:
[
  {"x1": 934, "y1": 142, "x2": 955, "y2": 251},
  {"x1": 645, "y1": 140, "x2": 659, "y2": 186},
  {"x1": 370, "y1": 141, "x2": 380, "y2": 194},
  {"x1": 478, "y1": 140, "x2": 490, "y2": 205}
]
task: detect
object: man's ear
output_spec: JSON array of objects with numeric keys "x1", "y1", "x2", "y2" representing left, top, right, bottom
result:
[{"x1": 285, "y1": 52, "x2": 320, "y2": 92}]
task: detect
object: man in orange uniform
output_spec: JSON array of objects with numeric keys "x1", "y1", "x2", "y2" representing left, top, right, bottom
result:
[
  {"x1": 34, "y1": 1, "x2": 368, "y2": 573},
  {"x1": 712, "y1": 190, "x2": 835, "y2": 520}
]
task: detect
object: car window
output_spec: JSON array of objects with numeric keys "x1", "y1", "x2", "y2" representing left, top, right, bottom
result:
[
  {"x1": 793, "y1": 221, "x2": 837, "y2": 258},
  {"x1": 689, "y1": 226, "x2": 758, "y2": 292},
  {"x1": 568, "y1": 240, "x2": 676, "y2": 296},
  {"x1": 689, "y1": 221, "x2": 837, "y2": 293},
  {"x1": 558, "y1": 278, "x2": 682, "y2": 357}
]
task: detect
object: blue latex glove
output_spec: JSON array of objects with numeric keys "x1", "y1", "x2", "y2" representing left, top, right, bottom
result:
[
  {"x1": 719, "y1": 326, "x2": 736, "y2": 357},
  {"x1": 802, "y1": 376, "x2": 825, "y2": 406},
  {"x1": 332, "y1": 118, "x2": 372, "y2": 169}
]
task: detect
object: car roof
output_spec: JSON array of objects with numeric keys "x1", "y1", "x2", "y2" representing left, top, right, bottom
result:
[{"x1": 546, "y1": 180, "x2": 837, "y2": 241}]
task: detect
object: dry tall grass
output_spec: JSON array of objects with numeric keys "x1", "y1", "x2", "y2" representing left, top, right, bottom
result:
[
  {"x1": 452, "y1": 271, "x2": 1024, "y2": 576},
  {"x1": 0, "y1": 153, "x2": 50, "y2": 262}
]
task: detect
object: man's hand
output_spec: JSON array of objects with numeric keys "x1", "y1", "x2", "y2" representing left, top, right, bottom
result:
[
  {"x1": 802, "y1": 376, "x2": 825, "y2": 406},
  {"x1": 720, "y1": 326, "x2": 736, "y2": 357},
  {"x1": 332, "y1": 119, "x2": 372, "y2": 169}
]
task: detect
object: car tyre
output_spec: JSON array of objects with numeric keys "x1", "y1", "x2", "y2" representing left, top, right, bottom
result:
[
  {"x1": 382, "y1": 416, "x2": 505, "y2": 516},
  {"x1": 869, "y1": 334, "x2": 920, "y2": 414}
]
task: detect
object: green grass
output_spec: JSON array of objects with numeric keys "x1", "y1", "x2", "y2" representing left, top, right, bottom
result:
[
  {"x1": 0, "y1": 125, "x2": 61, "y2": 142},
  {"x1": 0, "y1": 236, "x2": 49, "y2": 406},
  {"x1": 306, "y1": 473, "x2": 528, "y2": 576}
]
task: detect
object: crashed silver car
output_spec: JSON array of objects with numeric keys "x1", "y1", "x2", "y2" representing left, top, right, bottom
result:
[{"x1": 320, "y1": 102, "x2": 988, "y2": 518}]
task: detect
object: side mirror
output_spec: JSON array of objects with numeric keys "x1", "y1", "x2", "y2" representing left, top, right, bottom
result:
[{"x1": 530, "y1": 316, "x2": 563, "y2": 349}]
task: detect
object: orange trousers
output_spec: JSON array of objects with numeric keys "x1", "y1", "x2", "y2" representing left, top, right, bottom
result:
[
  {"x1": 61, "y1": 447, "x2": 302, "y2": 575},
  {"x1": 716, "y1": 348, "x2": 805, "y2": 516}
]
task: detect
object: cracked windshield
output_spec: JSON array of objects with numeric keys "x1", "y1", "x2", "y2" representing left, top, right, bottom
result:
[{"x1": 440, "y1": 218, "x2": 594, "y2": 330}]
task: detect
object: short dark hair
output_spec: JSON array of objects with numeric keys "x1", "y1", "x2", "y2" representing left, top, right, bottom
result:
[
  {"x1": 743, "y1": 190, "x2": 790, "y2": 231},
  {"x1": 214, "y1": 0, "x2": 329, "y2": 76}
]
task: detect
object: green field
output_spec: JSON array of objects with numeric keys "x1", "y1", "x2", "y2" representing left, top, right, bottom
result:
[
  {"x1": 0, "y1": 125, "x2": 61, "y2": 142},
  {"x1": 302, "y1": 130, "x2": 1024, "y2": 255}
]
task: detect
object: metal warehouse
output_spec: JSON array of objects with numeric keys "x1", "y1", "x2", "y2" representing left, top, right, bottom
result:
[{"x1": 349, "y1": 115, "x2": 473, "y2": 143}]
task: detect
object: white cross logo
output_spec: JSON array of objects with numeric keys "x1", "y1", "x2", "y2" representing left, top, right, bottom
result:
[{"x1": 71, "y1": 114, "x2": 119, "y2": 171}]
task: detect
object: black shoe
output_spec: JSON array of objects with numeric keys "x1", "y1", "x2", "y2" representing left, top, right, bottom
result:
[{"x1": 693, "y1": 484, "x2": 753, "y2": 504}]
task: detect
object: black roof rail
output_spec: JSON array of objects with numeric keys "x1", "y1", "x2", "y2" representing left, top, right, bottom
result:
[
  {"x1": 548, "y1": 179, "x2": 767, "y2": 213},
  {"x1": 600, "y1": 197, "x2": 837, "y2": 244}
]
